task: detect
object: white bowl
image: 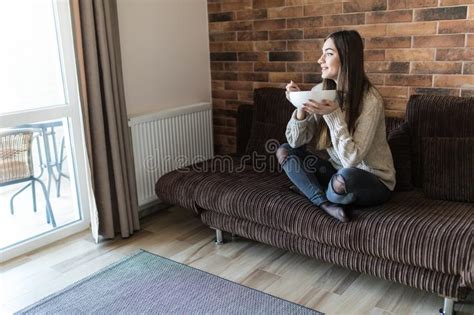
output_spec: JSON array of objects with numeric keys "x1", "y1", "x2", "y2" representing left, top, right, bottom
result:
[{"x1": 288, "y1": 90, "x2": 337, "y2": 109}]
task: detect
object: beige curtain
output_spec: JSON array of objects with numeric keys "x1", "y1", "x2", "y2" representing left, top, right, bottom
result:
[{"x1": 70, "y1": 0, "x2": 139, "y2": 240}]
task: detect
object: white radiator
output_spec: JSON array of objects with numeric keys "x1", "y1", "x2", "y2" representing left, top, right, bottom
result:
[{"x1": 128, "y1": 102, "x2": 214, "y2": 208}]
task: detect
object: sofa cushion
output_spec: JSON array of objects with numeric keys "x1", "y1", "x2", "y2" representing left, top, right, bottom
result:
[
  {"x1": 155, "y1": 156, "x2": 252, "y2": 215},
  {"x1": 388, "y1": 122, "x2": 413, "y2": 191},
  {"x1": 193, "y1": 170, "x2": 473, "y2": 278},
  {"x1": 422, "y1": 137, "x2": 474, "y2": 202}
]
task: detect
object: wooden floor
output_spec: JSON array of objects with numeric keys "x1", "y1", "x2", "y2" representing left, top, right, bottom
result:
[{"x1": 1, "y1": 206, "x2": 473, "y2": 315}]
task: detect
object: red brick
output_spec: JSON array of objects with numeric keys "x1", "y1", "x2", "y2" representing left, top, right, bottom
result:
[
  {"x1": 386, "y1": 74, "x2": 433, "y2": 86},
  {"x1": 235, "y1": 9, "x2": 267, "y2": 20},
  {"x1": 377, "y1": 86, "x2": 408, "y2": 98},
  {"x1": 253, "y1": 82, "x2": 285, "y2": 89},
  {"x1": 212, "y1": 80, "x2": 225, "y2": 90},
  {"x1": 237, "y1": 31, "x2": 268, "y2": 41},
  {"x1": 209, "y1": 12, "x2": 235, "y2": 23},
  {"x1": 413, "y1": 34, "x2": 465, "y2": 48},
  {"x1": 411, "y1": 62, "x2": 463, "y2": 74},
  {"x1": 209, "y1": 42, "x2": 224, "y2": 52},
  {"x1": 468, "y1": 34, "x2": 474, "y2": 47},
  {"x1": 352, "y1": 24, "x2": 386, "y2": 37},
  {"x1": 238, "y1": 52, "x2": 268, "y2": 61},
  {"x1": 224, "y1": 81, "x2": 254, "y2": 91},
  {"x1": 385, "y1": 110, "x2": 406, "y2": 119},
  {"x1": 287, "y1": 63, "x2": 320, "y2": 72},
  {"x1": 303, "y1": 73, "x2": 322, "y2": 84},
  {"x1": 436, "y1": 48, "x2": 474, "y2": 61},
  {"x1": 388, "y1": 0, "x2": 437, "y2": 10},
  {"x1": 224, "y1": 62, "x2": 253, "y2": 72},
  {"x1": 211, "y1": 62, "x2": 224, "y2": 71},
  {"x1": 440, "y1": 0, "x2": 474, "y2": 5},
  {"x1": 463, "y1": 62, "x2": 474, "y2": 75},
  {"x1": 221, "y1": 0, "x2": 252, "y2": 11},
  {"x1": 209, "y1": 21, "x2": 253, "y2": 32},
  {"x1": 386, "y1": 49, "x2": 435, "y2": 61},
  {"x1": 367, "y1": 73, "x2": 385, "y2": 85},
  {"x1": 253, "y1": 0, "x2": 286, "y2": 9},
  {"x1": 434, "y1": 75, "x2": 474, "y2": 88},
  {"x1": 269, "y1": 51, "x2": 303, "y2": 61},
  {"x1": 269, "y1": 29, "x2": 304, "y2": 40},
  {"x1": 414, "y1": 6, "x2": 468, "y2": 21},
  {"x1": 254, "y1": 62, "x2": 286, "y2": 72},
  {"x1": 211, "y1": 71, "x2": 238, "y2": 81},
  {"x1": 366, "y1": 10, "x2": 413, "y2": 24},
  {"x1": 238, "y1": 72, "x2": 269, "y2": 82},
  {"x1": 267, "y1": 6, "x2": 304, "y2": 18},
  {"x1": 287, "y1": 40, "x2": 323, "y2": 51},
  {"x1": 223, "y1": 42, "x2": 254, "y2": 52},
  {"x1": 386, "y1": 22, "x2": 437, "y2": 36},
  {"x1": 365, "y1": 62, "x2": 410, "y2": 73},
  {"x1": 287, "y1": 0, "x2": 304, "y2": 4},
  {"x1": 237, "y1": 91, "x2": 254, "y2": 101},
  {"x1": 304, "y1": 51, "x2": 320, "y2": 61},
  {"x1": 212, "y1": 90, "x2": 238, "y2": 99},
  {"x1": 208, "y1": 2, "x2": 221, "y2": 13},
  {"x1": 304, "y1": 3, "x2": 343, "y2": 16},
  {"x1": 211, "y1": 52, "x2": 237, "y2": 61},
  {"x1": 254, "y1": 19, "x2": 286, "y2": 31},
  {"x1": 209, "y1": 32, "x2": 236, "y2": 42},
  {"x1": 304, "y1": 27, "x2": 344, "y2": 39},
  {"x1": 287, "y1": 16, "x2": 323, "y2": 28},
  {"x1": 323, "y1": 13, "x2": 365, "y2": 27},
  {"x1": 366, "y1": 36, "x2": 411, "y2": 49},
  {"x1": 365, "y1": 50, "x2": 385, "y2": 61},
  {"x1": 269, "y1": 72, "x2": 302, "y2": 83},
  {"x1": 438, "y1": 20, "x2": 474, "y2": 34},
  {"x1": 385, "y1": 98, "x2": 408, "y2": 111},
  {"x1": 254, "y1": 41, "x2": 287, "y2": 51},
  {"x1": 343, "y1": 0, "x2": 387, "y2": 13}
]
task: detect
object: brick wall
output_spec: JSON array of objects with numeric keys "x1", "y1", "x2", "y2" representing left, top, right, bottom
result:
[{"x1": 207, "y1": 0, "x2": 474, "y2": 154}]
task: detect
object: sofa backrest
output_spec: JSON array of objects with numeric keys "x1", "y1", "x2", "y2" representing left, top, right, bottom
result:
[
  {"x1": 240, "y1": 88, "x2": 294, "y2": 160},
  {"x1": 405, "y1": 94, "x2": 474, "y2": 188}
]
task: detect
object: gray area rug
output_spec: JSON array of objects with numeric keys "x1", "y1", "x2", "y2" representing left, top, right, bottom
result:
[{"x1": 17, "y1": 249, "x2": 323, "y2": 314}]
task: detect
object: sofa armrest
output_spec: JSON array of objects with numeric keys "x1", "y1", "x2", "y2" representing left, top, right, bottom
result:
[
  {"x1": 236, "y1": 104, "x2": 253, "y2": 156},
  {"x1": 388, "y1": 122, "x2": 413, "y2": 191}
]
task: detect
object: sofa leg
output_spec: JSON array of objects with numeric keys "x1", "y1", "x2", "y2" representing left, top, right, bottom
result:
[
  {"x1": 439, "y1": 298, "x2": 455, "y2": 315},
  {"x1": 214, "y1": 229, "x2": 224, "y2": 245}
]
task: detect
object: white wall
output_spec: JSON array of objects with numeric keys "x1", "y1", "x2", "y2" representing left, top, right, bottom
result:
[{"x1": 117, "y1": 0, "x2": 211, "y2": 118}]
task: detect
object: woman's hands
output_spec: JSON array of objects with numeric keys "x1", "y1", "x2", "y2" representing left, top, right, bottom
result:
[
  {"x1": 286, "y1": 81, "x2": 307, "y2": 120},
  {"x1": 302, "y1": 99, "x2": 338, "y2": 116}
]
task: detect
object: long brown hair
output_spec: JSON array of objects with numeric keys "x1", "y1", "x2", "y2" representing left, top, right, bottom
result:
[{"x1": 315, "y1": 30, "x2": 372, "y2": 150}]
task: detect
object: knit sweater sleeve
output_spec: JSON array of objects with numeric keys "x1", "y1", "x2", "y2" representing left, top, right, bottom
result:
[
  {"x1": 323, "y1": 90, "x2": 383, "y2": 168},
  {"x1": 285, "y1": 110, "x2": 318, "y2": 148}
]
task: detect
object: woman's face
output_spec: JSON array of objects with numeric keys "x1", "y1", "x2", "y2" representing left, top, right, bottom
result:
[{"x1": 318, "y1": 38, "x2": 341, "y2": 82}]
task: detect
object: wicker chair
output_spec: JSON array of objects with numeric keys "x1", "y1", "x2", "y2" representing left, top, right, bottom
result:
[{"x1": 0, "y1": 128, "x2": 56, "y2": 227}]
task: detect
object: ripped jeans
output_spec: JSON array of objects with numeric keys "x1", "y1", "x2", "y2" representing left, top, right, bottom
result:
[{"x1": 277, "y1": 143, "x2": 391, "y2": 207}]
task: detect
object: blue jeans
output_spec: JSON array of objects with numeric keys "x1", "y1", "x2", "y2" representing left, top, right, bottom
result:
[{"x1": 277, "y1": 143, "x2": 391, "y2": 207}]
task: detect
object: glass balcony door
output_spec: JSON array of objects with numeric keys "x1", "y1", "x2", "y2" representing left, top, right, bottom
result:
[{"x1": 0, "y1": 0, "x2": 93, "y2": 262}]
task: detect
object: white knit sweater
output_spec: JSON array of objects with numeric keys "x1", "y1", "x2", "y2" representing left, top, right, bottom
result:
[{"x1": 285, "y1": 84, "x2": 396, "y2": 191}]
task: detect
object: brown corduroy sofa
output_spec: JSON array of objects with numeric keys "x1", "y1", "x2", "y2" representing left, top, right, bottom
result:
[{"x1": 156, "y1": 88, "x2": 473, "y2": 313}]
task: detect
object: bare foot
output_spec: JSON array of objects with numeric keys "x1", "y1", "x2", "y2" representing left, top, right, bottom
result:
[{"x1": 320, "y1": 201, "x2": 349, "y2": 223}]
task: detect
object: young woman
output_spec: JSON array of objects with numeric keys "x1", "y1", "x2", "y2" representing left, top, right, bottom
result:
[{"x1": 277, "y1": 30, "x2": 395, "y2": 223}]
